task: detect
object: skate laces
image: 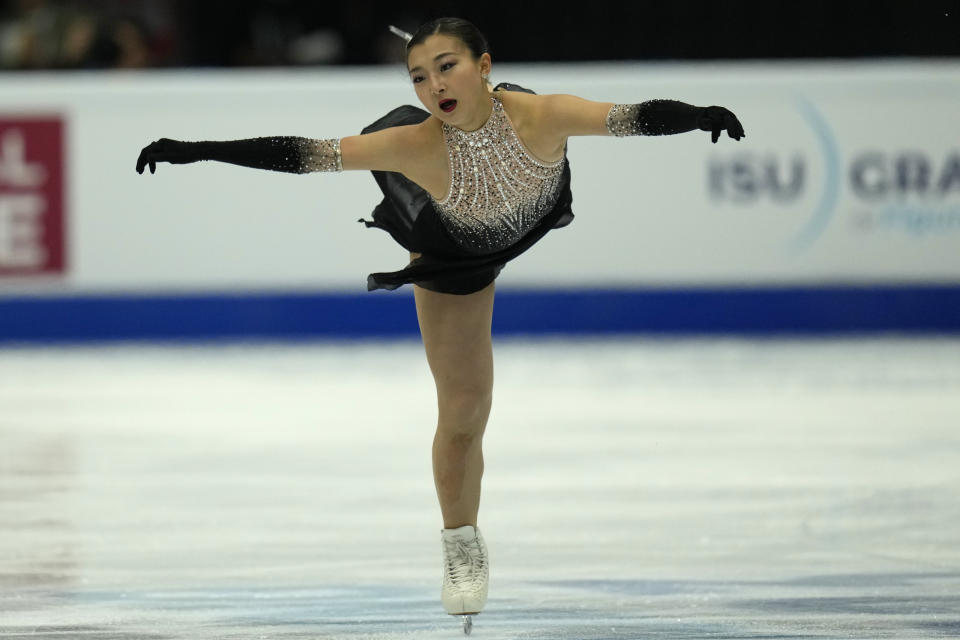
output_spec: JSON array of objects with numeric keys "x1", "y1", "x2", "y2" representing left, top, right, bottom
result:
[{"x1": 443, "y1": 536, "x2": 486, "y2": 590}]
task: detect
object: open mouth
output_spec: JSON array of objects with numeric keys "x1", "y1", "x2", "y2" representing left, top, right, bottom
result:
[{"x1": 439, "y1": 99, "x2": 457, "y2": 113}]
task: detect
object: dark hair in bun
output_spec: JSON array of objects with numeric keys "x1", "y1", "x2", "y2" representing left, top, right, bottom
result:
[{"x1": 406, "y1": 17, "x2": 490, "y2": 64}]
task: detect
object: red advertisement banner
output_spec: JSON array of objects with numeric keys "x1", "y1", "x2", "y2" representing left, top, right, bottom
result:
[{"x1": 0, "y1": 118, "x2": 65, "y2": 275}]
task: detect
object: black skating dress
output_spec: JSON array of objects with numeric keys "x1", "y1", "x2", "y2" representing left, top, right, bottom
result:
[{"x1": 358, "y1": 83, "x2": 574, "y2": 295}]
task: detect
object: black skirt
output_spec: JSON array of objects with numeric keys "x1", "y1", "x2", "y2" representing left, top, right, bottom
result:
[{"x1": 358, "y1": 82, "x2": 574, "y2": 295}]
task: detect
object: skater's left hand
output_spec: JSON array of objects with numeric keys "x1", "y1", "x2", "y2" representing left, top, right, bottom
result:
[{"x1": 697, "y1": 106, "x2": 745, "y2": 143}]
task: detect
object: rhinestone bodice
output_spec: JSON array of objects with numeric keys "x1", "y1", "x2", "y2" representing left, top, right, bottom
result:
[{"x1": 430, "y1": 95, "x2": 565, "y2": 254}]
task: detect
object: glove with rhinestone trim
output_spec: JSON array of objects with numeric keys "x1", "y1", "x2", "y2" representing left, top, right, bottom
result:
[
  {"x1": 136, "y1": 136, "x2": 343, "y2": 175},
  {"x1": 606, "y1": 100, "x2": 745, "y2": 143}
]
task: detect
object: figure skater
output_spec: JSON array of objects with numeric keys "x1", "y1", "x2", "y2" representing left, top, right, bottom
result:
[{"x1": 136, "y1": 17, "x2": 744, "y2": 634}]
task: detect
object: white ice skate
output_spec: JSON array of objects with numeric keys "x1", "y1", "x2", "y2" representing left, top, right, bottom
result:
[{"x1": 440, "y1": 525, "x2": 488, "y2": 635}]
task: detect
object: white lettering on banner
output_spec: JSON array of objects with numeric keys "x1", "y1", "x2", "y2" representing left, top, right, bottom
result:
[
  {"x1": 0, "y1": 129, "x2": 47, "y2": 188},
  {"x1": 0, "y1": 121, "x2": 61, "y2": 274},
  {"x1": 0, "y1": 193, "x2": 47, "y2": 267}
]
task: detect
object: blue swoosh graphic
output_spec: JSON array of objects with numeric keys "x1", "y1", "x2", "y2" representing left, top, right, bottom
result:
[{"x1": 789, "y1": 98, "x2": 840, "y2": 253}]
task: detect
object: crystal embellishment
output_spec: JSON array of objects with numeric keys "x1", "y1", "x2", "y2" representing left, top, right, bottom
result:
[{"x1": 431, "y1": 95, "x2": 565, "y2": 254}]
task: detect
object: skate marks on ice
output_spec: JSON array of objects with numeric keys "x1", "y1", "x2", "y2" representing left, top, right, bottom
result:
[
  {"x1": 2, "y1": 338, "x2": 960, "y2": 639},
  {"x1": 5, "y1": 576, "x2": 960, "y2": 640},
  {"x1": 511, "y1": 573, "x2": 960, "y2": 639},
  {"x1": 0, "y1": 584, "x2": 450, "y2": 640}
]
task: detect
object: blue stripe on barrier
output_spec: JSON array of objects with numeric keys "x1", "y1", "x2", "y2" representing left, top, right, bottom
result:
[{"x1": 1, "y1": 285, "x2": 959, "y2": 343}]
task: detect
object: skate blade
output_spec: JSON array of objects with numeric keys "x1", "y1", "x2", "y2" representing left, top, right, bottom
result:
[{"x1": 456, "y1": 614, "x2": 474, "y2": 635}]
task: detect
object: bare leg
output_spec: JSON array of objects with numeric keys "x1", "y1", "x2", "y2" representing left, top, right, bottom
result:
[{"x1": 413, "y1": 277, "x2": 495, "y2": 529}]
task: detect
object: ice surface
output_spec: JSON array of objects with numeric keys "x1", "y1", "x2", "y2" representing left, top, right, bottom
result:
[{"x1": 1, "y1": 337, "x2": 959, "y2": 639}]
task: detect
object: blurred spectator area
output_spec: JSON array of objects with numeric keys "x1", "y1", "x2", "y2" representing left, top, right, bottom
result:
[
  {"x1": 1, "y1": 0, "x2": 958, "y2": 70},
  {"x1": 0, "y1": 0, "x2": 162, "y2": 69}
]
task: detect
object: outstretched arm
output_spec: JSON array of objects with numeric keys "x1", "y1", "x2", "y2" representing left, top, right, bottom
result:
[
  {"x1": 136, "y1": 136, "x2": 343, "y2": 175},
  {"x1": 541, "y1": 94, "x2": 745, "y2": 143},
  {"x1": 136, "y1": 125, "x2": 418, "y2": 175}
]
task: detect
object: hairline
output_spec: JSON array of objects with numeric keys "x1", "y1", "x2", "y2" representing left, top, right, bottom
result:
[
  {"x1": 406, "y1": 32, "x2": 486, "y2": 73},
  {"x1": 407, "y1": 50, "x2": 461, "y2": 75}
]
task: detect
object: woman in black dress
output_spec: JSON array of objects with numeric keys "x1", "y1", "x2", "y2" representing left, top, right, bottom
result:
[{"x1": 136, "y1": 16, "x2": 744, "y2": 633}]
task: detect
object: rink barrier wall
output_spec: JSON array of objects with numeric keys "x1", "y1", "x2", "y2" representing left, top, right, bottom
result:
[
  {"x1": 2, "y1": 63, "x2": 960, "y2": 341},
  {"x1": 1, "y1": 285, "x2": 959, "y2": 343},
  {"x1": 3, "y1": 63, "x2": 960, "y2": 292}
]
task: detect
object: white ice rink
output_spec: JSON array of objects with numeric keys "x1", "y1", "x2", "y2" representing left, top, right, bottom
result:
[{"x1": 2, "y1": 337, "x2": 959, "y2": 639}]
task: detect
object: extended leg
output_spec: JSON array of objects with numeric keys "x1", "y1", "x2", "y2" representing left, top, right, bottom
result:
[
  {"x1": 413, "y1": 280, "x2": 495, "y2": 528},
  {"x1": 414, "y1": 278, "x2": 494, "y2": 628}
]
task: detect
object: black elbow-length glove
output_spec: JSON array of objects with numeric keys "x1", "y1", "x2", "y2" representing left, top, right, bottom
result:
[
  {"x1": 135, "y1": 136, "x2": 342, "y2": 175},
  {"x1": 606, "y1": 100, "x2": 745, "y2": 143}
]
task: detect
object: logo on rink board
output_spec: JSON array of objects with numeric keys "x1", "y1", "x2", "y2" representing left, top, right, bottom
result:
[
  {"x1": 706, "y1": 99, "x2": 960, "y2": 251},
  {"x1": 0, "y1": 118, "x2": 65, "y2": 275}
]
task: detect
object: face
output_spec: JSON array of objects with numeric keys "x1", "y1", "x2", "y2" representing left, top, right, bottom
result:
[{"x1": 407, "y1": 34, "x2": 492, "y2": 127}]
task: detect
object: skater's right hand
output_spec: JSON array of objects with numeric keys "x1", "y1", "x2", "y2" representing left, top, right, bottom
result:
[{"x1": 136, "y1": 138, "x2": 202, "y2": 174}]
